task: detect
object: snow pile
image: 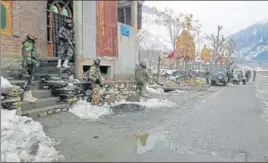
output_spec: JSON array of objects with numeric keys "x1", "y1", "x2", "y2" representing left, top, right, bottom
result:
[
  {"x1": 69, "y1": 98, "x2": 176, "y2": 120},
  {"x1": 1, "y1": 109, "x2": 63, "y2": 162},
  {"x1": 114, "y1": 98, "x2": 176, "y2": 109},
  {"x1": 146, "y1": 86, "x2": 164, "y2": 94},
  {"x1": 1, "y1": 76, "x2": 12, "y2": 88},
  {"x1": 139, "y1": 98, "x2": 175, "y2": 108},
  {"x1": 69, "y1": 100, "x2": 113, "y2": 120}
]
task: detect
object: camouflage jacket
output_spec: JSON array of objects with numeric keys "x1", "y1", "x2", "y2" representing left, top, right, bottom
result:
[
  {"x1": 87, "y1": 65, "x2": 103, "y2": 84},
  {"x1": 21, "y1": 40, "x2": 38, "y2": 59},
  {"x1": 135, "y1": 67, "x2": 149, "y2": 84},
  {"x1": 58, "y1": 26, "x2": 75, "y2": 43}
]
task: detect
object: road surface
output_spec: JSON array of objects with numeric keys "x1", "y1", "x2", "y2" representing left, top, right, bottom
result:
[{"x1": 37, "y1": 77, "x2": 268, "y2": 162}]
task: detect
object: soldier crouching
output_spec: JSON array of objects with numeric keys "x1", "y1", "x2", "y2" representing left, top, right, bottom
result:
[
  {"x1": 87, "y1": 58, "x2": 103, "y2": 105},
  {"x1": 21, "y1": 34, "x2": 40, "y2": 102},
  {"x1": 135, "y1": 61, "x2": 149, "y2": 97}
]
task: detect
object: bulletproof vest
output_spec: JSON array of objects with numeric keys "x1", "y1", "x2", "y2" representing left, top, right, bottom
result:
[
  {"x1": 59, "y1": 27, "x2": 74, "y2": 41},
  {"x1": 21, "y1": 40, "x2": 35, "y2": 57}
]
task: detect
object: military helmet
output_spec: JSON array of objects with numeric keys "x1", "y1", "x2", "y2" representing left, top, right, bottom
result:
[
  {"x1": 94, "y1": 58, "x2": 101, "y2": 66},
  {"x1": 140, "y1": 61, "x2": 147, "y2": 68},
  {"x1": 26, "y1": 34, "x2": 37, "y2": 41}
]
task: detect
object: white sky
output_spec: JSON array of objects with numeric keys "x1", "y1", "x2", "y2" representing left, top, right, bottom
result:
[{"x1": 144, "y1": 1, "x2": 268, "y2": 36}]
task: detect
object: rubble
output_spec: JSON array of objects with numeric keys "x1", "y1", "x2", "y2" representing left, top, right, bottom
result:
[
  {"x1": 1, "y1": 76, "x2": 24, "y2": 110},
  {"x1": 151, "y1": 69, "x2": 207, "y2": 88},
  {"x1": 41, "y1": 74, "x2": 81, "y2": 105}
]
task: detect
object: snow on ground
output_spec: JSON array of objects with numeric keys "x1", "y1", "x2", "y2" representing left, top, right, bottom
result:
[
  {"x1": 69, "y1": 97, "x2": 176, "y2": 120},
  {"x1": 146, "y1": 86, "x2": 165, "y2": 94},
  {"x1": 1, "y1": 76, "x2": 63, "y2": 162},
  {"x1": 114, "y1": 98, "x2": 176, "y2": 109},
  {"x1": 1, "y1": 109, "x2": 63, "y2": 162},
  {"x1": 69, "y1": 100, "x2": 113, "y2": 120}
]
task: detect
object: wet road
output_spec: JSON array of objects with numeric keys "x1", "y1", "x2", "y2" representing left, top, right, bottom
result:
[{"x1": 37, "y1": 77, "x2": 268, "y2": 162}]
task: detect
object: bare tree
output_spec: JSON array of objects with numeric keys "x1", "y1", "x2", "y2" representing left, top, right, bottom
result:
[
  {"x1": 152, "y1": 7, "x2": 183, "y2": 54},
  {"x1": 206, "y1": 25, "x2": 225, "y2": 69},
  {"x1": 223, "y1": 37, "x2": 236, "y2": 69}
]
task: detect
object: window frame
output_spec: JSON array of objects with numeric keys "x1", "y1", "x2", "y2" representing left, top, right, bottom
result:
[{"x1": 1, "y1": 1, "x2": 11, "y2": 36}]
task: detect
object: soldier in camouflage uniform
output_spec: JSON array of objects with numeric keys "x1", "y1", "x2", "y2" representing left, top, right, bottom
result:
[
  {"x1": 253, "y1": 70, "x2": 256, "y2": 82},
  {"x1": 21, "y1": 34, "x2": 39, "y2": 102},
  {"x1": 57, "y1": 19, "x2": 75, "y2": 68},
  {"x1": 135, "y1": 61, "x2": 149, "y2": 97},
  {"x1": 87, "y1": 58, "x2": 103, "y2": 105},
  {"x1": 204, "y1": 68, "x2": 210, "y2": 84}
]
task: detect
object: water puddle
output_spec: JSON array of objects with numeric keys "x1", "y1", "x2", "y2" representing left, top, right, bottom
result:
[
  {"x1": 127, "y1": 132, "x2": 168, "y2": 154},
  {"x1": 110, "y1": 103, "x2": 145, "y2": 113}
]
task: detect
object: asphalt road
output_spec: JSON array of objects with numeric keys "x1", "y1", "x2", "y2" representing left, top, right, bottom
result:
[{"x1": 37, "y1": 77, "x2": 268, "y2": 162}]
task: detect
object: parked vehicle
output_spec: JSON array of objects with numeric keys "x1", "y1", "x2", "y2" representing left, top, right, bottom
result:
[
  {"x1": 210, "y1": 67, "x2": 228, "y2": 86},
  {"x1": 232, "y1": 68, "x2": 247, "y2": 85}
]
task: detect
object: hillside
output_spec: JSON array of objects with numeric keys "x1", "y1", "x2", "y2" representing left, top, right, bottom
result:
[{"x1": 230, "y1": 19, "x2": 268, "y2": 62}]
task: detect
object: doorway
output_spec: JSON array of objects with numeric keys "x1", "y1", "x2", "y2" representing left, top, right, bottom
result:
[{"x1": 47, "y1": 0, "x2": 74, "y2": 59}]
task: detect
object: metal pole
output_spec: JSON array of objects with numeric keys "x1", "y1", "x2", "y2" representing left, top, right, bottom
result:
[{"x1": 73, "y1": 1, "x2": 83, "y2": 80}]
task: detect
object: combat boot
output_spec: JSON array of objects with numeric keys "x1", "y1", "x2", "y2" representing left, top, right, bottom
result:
[
  {"x1": 57, "y1": 59, "x2": 62, "y2": 68},
  {"x1": 23, "y1": 90, "x2": 37, "y2": 103},
  {"x1": 62, "y1": 58, "x2": 70, "y2": 68}
]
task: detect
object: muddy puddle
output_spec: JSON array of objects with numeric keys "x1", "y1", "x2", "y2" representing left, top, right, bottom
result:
[
  {"x1": 110, "y1": 103, "x2": 146, "y2": 113},
  {"x1": 85, "y1": 132, "x2": 168, "y2": 162},
  {"x1": 127, "y1": 132, "x2": 168, "y2": 154}
]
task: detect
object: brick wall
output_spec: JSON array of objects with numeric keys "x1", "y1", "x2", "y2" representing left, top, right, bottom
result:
[{"x1": 1, "y1": 1, "x2": 47, "y2": 69}]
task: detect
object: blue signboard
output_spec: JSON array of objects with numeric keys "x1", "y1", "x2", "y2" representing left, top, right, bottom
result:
[{"x1": 120, "y1": 24, "x2": 130, "y2": 36}]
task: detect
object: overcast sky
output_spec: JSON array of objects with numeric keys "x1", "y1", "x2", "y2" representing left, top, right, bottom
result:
[{"x1": 144, "y1": 1, "x2": 268, "y2": 36}]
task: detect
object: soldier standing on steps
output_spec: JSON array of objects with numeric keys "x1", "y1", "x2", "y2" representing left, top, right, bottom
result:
[
  {"x1": 56, "y1": 18, "x2": 75, "y2": 68},
  {"x1": 135, "y1": 61, "x2": 149, "y2": 97},
  {"x1": 87, "y1": 58, "x2": 103, "y2": 105},
  {"x1": 21, "y1": 34, "x2": 40, "y2": 102}
]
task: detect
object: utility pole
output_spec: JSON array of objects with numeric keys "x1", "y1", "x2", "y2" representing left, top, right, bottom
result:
[{"x1": 73, "y1": 1, "x2": 83, "y2": 80}]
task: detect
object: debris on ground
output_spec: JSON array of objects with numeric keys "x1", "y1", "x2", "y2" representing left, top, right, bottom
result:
[
  {"x1": 150, "y1": 69, "x2": 208, "y2": 90},
  {"x1": 1, "y1": 76, "x2": 24, "y2": 110},
  {"x1": 41, "y1": 74, "x2": 81, "y2": 105}
]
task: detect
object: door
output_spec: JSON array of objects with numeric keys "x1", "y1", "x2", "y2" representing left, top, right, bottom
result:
[{"x1": 96, "y1": 1, "x2": 118, "y2": 57}]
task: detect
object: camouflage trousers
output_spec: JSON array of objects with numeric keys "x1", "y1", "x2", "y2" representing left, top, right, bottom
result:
[
  {"x1": 58, "y1": 42, "x2": 74, "y2": 60},
  {"x1": 22, "y1": 59, "x2": 39, "y2": 91},
  {"x1": 91, "y1": 84, "x2": 101, "y2": 105},
  {"x1": 137, "y1": 82, "x2": 146, "y2": 97}
]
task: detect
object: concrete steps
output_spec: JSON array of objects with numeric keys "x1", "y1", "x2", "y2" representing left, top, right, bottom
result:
[
  {"x1": 22, "y1": 103, "x2": 70, "y2": 117},
  {"x1": 20, "y1": 97, "x2": 59, "y2": 111},
  {"x1": 3, "y1": 58, "x2": 77, "y2": 117},
  {"x1": 10, "y1": 80, "x2": 41, "y2": 90}
]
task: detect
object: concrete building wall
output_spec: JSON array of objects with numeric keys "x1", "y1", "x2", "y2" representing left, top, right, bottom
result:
[
  {"x1": 1, "y1": 1, "x2": 47, "y2": 69},
  {"x1": 114, "y1": 22, "x2": 137, "y2": 80},
  {"x1": 82, "y1": 1, "x2": 96, "y2": 59}
]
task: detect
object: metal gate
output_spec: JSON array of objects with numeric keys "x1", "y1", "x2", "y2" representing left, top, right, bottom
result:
[{"x1": 52, "y1": 12, "x2": 75, "y2": 60}]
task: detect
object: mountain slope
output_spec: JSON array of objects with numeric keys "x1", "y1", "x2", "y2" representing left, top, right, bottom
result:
[{"x1": 231, "y1": 19, "x2": 268, "y2": 62}]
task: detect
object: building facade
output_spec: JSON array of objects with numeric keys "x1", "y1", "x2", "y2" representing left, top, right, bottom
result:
[{"x1": 1, "y1": 0, "x2": 143, "y2": 80}]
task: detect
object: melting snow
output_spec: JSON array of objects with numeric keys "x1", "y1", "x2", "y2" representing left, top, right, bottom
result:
[
  {"x1": 114, "y1": 98, "x2": 176, "y2": 109},
  {"x1": 1, "y1": 109, "x2": 63, "y2": 162},
  {"x1": 69, "y1": 98, "x2": 176, "y2": 120},
  {"x1": 146, "y1": 86, "x2": 165, "y2": 94},
  {"x1": 1, "y1": 76, "x2": 62, "y2": 162},
  {"x1": 69, "y1": 100, "x2": 113, "y2": 120}
]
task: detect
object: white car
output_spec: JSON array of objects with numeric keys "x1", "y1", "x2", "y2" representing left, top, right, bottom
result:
[{"x1": 232, "y1": 69, "x2": 247, "y2": 84}]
